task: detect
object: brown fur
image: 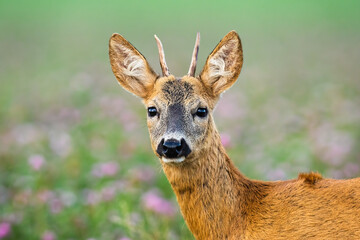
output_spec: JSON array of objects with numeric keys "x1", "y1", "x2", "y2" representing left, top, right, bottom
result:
[{"x1": 109, "y1": 31, "x2": 360, "y2": 239}]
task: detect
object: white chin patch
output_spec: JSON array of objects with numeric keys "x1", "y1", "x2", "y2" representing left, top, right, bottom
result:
[{"x1": 162, "y1": 156, "x2": 185, "y2": 163}]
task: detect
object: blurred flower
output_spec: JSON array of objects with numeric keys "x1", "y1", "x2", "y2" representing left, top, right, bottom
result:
[
  {"x1": 118, "y1": 237, "x2": 131, "y2": 240},
  {"x1": 11, "y1": 124, "x2": 41, "y2": 146},
  {"x1": 59, "y1": 191, "x2": 77, "y2": 207},
  {"x1": 142, "y1": 190, "x2": 176, "y2": 217},
  {"x1": 2, "y1": 213, "x2": 23, "y2": 224},
  {"x1": 49, "y1": 131, "x2": 72, "y2": 157},
  {"x1": 41, "y1": 231, "x2": 56, "y2": 240},
  {"x1": 0, "y1": 222, "x2": 11, "y2": 239},
  {"x1": 112, "y1": 180, "x2": 133, "y2": 192},
  {"x1": 120, "y1": 112, "x2": 139, "y2": 132},
  {"x1": 129, "y1": 166, "x2": 155, "y2": 183},
  {"x1": 42, "y1": 107, "x2": 81, "y2": 127},
  {"x1": 343, "y1": 162, "x2": 360, "y2": 178},
  {"x1": 28, "y1": 154, "x2": 45, "y2": 171},
  {"x1": 83, "y1": 190, "x2": 101, "y2": 206},
  {"x1": 266, "y1": 168, "x2": 287, "y2": 181},
  {"x1": 118, "y1": 141, "x2": 136, "y2": 160},
  {"x1": 99, "y1": 96, "x2": 125, "y2": 118},
  {"x1": 220, "y1": 133, "x2": 231, "y2": 148},
  {"x1": 216, "y1": 94, "x2": 246, "y2": 119},
  {"x1": 99, "y1": 97, "x2": 139, "y2": 131},
  {"x1": 13, "y1": 189, "x2": 32, "y2": 206},
  {"x1": 36, "y1": 190, "x2": 55, "y2": 204},
  {"x1": 327, "y1": 169, "x2": 344, "y2": 179},
  {"x1": 12, "y1": 175, "x2": 35, "y2": 189},
  {"x1": 49, "y1": 198, "x2": 63, "y2": 214},
  {"x1": 101, "y1": 186, "x2": 117, "y2": 202},
  {"x1": 110, "y1": 211, "x2": 140, "y2": 228},
  {"x1": 91, "y1": 162, "x2": 119, "y2": 178},
  {"x1": 322, "y1": 142, "x2": 352, "y2": 166},
  {"x1": 310, "y1": 123, "x2": 353, "y2": 166}
]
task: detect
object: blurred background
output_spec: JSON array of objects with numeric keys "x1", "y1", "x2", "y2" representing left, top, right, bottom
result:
[{"x1": 0, "y1": 0, "x2": 359, "y2": 239}]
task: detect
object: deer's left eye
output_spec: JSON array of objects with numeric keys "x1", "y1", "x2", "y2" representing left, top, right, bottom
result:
[
  {"x1": 148, "y1": 107, "x2": 158, "y2": 117},
  {"x1": 195, "y1": 108, "x2": 208, "y2": 118}
]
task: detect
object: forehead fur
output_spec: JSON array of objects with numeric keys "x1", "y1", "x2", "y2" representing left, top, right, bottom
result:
[
  {"x1": 162, "y1": 79, "x2": 194, "y2": 103},
  {"x1": 147, "y1": 75, "x2": 213, "y2": 106}
]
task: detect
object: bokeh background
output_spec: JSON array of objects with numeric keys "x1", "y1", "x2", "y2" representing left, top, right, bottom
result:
[{"x1": 1, "y1": 1, "x2": 360, "y2": 239}]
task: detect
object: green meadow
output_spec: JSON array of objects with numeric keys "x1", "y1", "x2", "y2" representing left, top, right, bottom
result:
[{"x1": 0, "y1": 1, "x2": 359, "y2": 239}]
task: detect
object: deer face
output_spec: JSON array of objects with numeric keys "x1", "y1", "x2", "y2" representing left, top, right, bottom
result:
[
  {"x1": 109, "y1": 31, "x2": 243, "y2": 164},
  {"x1": 145, "y1": 76, "x2": 213, "y2": 163}
]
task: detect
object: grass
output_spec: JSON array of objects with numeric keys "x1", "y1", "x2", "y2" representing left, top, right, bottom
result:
[{"x1": 0, "y1": 1, "x2": 359, "y2": 239}]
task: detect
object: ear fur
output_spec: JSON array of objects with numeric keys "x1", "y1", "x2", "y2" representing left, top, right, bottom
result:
[
  {"x1": 109, "y1": 33, "x2": 158, "y2": 98},
  {"x1": 199, "y1": 31, "x2": 243, "y2": 97}
]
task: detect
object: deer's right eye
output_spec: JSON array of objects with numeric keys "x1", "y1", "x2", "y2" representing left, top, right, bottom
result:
[
  {"x1": 147, "y1": 107, "x2": 158, "y2": 117},
  {"x1": 195, "y1": 107, "x2": 208, "y2": 118}
]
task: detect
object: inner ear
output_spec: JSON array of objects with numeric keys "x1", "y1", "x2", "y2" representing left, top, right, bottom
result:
[
  {"x1": 208, "y1": 39, "x2": 237, "y2": 82},
  {"x1": 109, "y1": 34, "x2": 158, "y2": 98},
  {"x1": 200, "y1": 31, "x2": 243, "y2": 97}
]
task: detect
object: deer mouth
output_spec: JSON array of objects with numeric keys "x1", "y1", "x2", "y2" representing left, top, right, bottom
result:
[{"x1": 161, "y1": 156, "x2": 186, "y2": 163}]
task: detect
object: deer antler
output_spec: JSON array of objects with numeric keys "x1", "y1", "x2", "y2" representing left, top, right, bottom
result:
[
  {"x1": 154, "y1": 35, "x2": 170, "y2": 76},
  {"x1": 187, "y1": 32, "x2": 200, "y2": 77}
]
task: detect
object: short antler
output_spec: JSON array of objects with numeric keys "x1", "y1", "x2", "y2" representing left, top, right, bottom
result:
[
  {"x1": 187, "y1": 32, "x2": 200, "y2": 77},
  {"x1": 154, "y1": 35, "x2": 170, "y2": 76}
]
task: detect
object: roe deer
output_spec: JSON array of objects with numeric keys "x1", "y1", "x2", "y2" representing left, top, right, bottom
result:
[{"x1": 109, "y1": 31, "x2": 360, "y2": 240}]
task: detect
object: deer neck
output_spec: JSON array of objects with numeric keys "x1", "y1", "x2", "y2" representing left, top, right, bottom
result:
[{"x1": 161, "y1": 126, "x2": 249, "y2": 239}]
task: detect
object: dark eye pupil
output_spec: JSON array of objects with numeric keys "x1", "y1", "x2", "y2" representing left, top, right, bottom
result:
[
  {"x1": 148, "y1": 107, "x2": 157, "y2": 117},
  {"x1": 196, "y1": 108, "x2": 208, "y2": 118}
]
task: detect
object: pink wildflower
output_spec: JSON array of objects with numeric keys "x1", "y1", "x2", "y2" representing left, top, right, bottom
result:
[
  {"x1": 28, "y1": 154, "x2": 45, "y2": 171},
  {"x1": 130, "y1": 166, "x2": 155, "y2": 183},
  {"x1": 84, "y1": 190, "x2": 101, "y2": 206},
  {"x1": 36, "y1": 190, "x2": 55, "y2": 204},
  {"x1": 49, "y1": 198, "x2": 63, "y2": 214},
  {"x1": 41, "y1": 231, "x2": 56, "y2": 240},
  {"x1": 310, "y1": 123, "x2": 353, "y2": 166},
  {"x1": 0, "y1": 222, "x2": 11, "y2": 239},
  {"x1": 91, "y1": 162, "x2": 119, "y2": 178},
  {"x1": 266, "y1": 168, "x2": 287, "y2": 181},
  {"x1": 101, "y1": 186, "x2": 117, "y2": 202},
  {"x1": 216, "y1": 94, "x2": 245, "y2": 119},
  {"x1": 142, "y1": 190, "x2": 176, "y2": 217}
]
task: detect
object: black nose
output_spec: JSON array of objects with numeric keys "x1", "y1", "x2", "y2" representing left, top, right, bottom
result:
[{"x1": 156, "y1": 138, "x2": 191, "y2": 159}]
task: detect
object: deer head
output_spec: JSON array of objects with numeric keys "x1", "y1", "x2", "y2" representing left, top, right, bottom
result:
[{"x1": 109, "y1": 31, "x2": 243, "y2": 164}]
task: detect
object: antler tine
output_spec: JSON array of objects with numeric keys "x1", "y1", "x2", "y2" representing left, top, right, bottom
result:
[
  {"x1": 154, "y1": 35, "x2": 170, "y2": 76},
  {"x1": 187, "y1": 32, "x2": 200, "y2": 77}
]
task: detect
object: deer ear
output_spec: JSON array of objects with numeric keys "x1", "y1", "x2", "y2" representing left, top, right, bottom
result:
[
  {"x1": 109, "y1": 33, "x2": 158, "y2": 98},
  {"x1": 199, "y1": 31, "x2": 243, "y2": 97}
]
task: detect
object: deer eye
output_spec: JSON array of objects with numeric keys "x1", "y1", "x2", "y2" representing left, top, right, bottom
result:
[
  {"x1": 147, "y1": 107, "x2": 158, "y2": 117},
  {"x1": 195, "y1": 108, "x2": 208, "y2": 118}
]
